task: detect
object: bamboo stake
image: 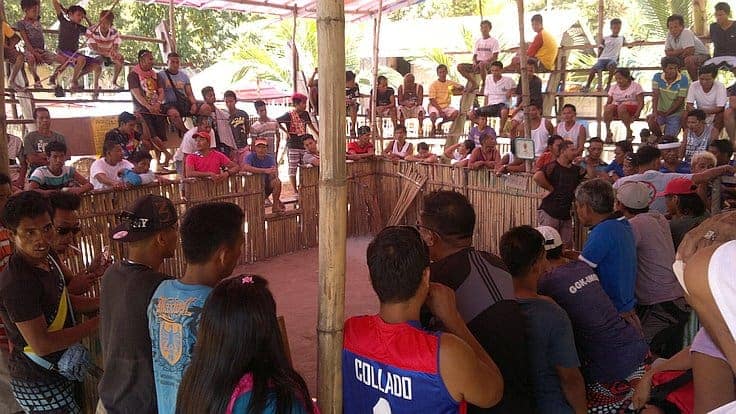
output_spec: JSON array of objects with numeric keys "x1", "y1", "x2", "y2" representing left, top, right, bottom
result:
[
  {"x1": 0, "y1": 0, "x2": 9, "y2": 180},
  {"x1": 168, "y1": 0, "x2": 176, "y2": 53},
  {"x1": 370, "y1": 0, "x2": 384, "y2": 149},
  {"x1": 516, "y1": 0, "x2": 532, "y2": 172},
  {"x1": 596, "y1": 0, "x2": 604, "y2": 138},
  {"x1": 316, "y1": 0, "x2": 346, "y2": 412},
  {"x1": 292, "y1": 7, "x2": 299, "y2": 94}
]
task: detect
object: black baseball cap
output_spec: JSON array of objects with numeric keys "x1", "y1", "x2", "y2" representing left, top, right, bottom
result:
[{"x1": 110, "y1": 195, "x2": 178, "y2": 242}]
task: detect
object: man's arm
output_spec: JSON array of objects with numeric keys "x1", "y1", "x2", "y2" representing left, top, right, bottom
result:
[
  {"x1": 692, "y1": 165, "x2": 736, "y2": 184},
  {"x1": 69, "y1": 295, "x2": 99, "y2": 313},
  {"x1": 557, "y1": 366, "x2": 587, "y2": 414},
  {"x1": 533, "y1": 169, "x2": 554, "y2": 191},
  {"x1": 51, "y1": 0, "x2": 65, "y2": 17},
  {"x1": 664, "y1": 96, "x2": 685, "y2": 116},
  {"x1": 130, "y1": 87, "x2": 158, "y2": 114},
  {"x1": 527, "y1": 32, "x2": 543, "y2": 57},
  {"x1": 93, "y1": 173, "x2": 123, "y2": 189},
  {"x1": 651, "y1": 88, "x2": 662, "y2": 115},
  {"x1": 71, "y1": 170, "x2": 93, "y2": 194},
  {"x1": 16, "y1": 316, "x2": 98, "y2": 356}
]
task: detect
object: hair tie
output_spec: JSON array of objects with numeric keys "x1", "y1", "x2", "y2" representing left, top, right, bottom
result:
[{"x1": 241, "y1": 275, "x2": 254, "y2": 284}]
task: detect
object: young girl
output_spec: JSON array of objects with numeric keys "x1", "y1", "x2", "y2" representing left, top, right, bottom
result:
[{"x1": 176, "y1": 275, "x2": 316, "y2": 414}]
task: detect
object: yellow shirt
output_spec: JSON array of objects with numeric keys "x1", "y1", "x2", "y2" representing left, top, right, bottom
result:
[
  {"x1": 536, "y1": 30, "x2": 558, "y2": 70},
  {"x1": 429, "y1": 79, "x2": 461, "y2": 109},
  {"x1": 2, "y1": 22, "x2": 16, "y2": 40}
]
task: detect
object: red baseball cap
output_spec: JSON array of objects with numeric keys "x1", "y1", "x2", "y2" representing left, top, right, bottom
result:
[
  {"x1": 292, "y1": 93, "x2": 308, "y2": 103},
  {"x1": 657, "y1": 177, "x2": 696, "y2": 197}
]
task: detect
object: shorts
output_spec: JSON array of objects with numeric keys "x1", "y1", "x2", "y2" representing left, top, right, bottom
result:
[
  {"x1": 637, "y1": 298, "x2": 691, "y2": 358},
  {"x1": 428, "y1": 106, "x2": 458, "y2": 118},
  {"x1": 346, "y1": 102, "x2": 359, "y2": 116},
  {"x1": 474, "y1": 103, "x2": 507, "y2": 118},
  {"x1": 399, "y1": 105, "x2": 425, "y2": 119},
  {"x1": 25, "y1": 48, "x2": 58, "y2": 65},
  {"x1": 287, "y1": 148, "x2": 307, "y2": 176},
  {"x1": 11, "y1": 377, "x2": 81, "y2": 413},
  {"x1": 537, "y1": 209, "x2": 573, "y2": 247},
  {"x1": 655, "y1": 113, "x2": 682, "y2": 136},
  {"x1": 58, "y1": 50, "x2": 100, "y2": 67},
  {"x1": 591, "y1": 58, "x2": 617, "y2": 71},
  {"x1": 4, "y1": 46, "x2": 20, "y2": 64},
  {"x1": 377, "y1": 107, "x2": 395, "y2": 117},
  {"x1": 137, "y1": 112, "x2": 169, "y2": 142},
  {"x1": 613, "y1": 103, "x2": 639, "y2": 119}
]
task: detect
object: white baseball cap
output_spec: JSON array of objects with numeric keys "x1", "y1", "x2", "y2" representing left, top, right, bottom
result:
[{"x1": 535, "y1": 226, "x2": 563, "y2": 251}]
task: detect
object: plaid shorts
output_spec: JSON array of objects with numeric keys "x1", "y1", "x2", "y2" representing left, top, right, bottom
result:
[{"x1": 11, "y1": 376, "x2": 81, "y2": 413}]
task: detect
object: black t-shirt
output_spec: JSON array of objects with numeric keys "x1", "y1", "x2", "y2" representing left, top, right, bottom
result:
[
  {"x1": 57, "y1": 13, "x2": 86, "y2": 53},
  {"x1": 99, "y1": 261, "x2": 171, "y2": 413},
  {"x1": 0, "y1": 252, "x2": 70, "y2": 382},
  {"x1": 373, "y1": 87, "x2": 395, "y2": 106},
  {"x1": 345, "y1": 85, "x2": 361, "y2": 102},
  {"x1": 276, "y1": 110, "x2": 312, "y2": 149},
  {"x1": 427, "y1": 248, "x2": 535, "y2": 414},
  {"x1": 515, "y1": 75, "x2": 543, "y2": 108},
  {"x1": 105, "y1": 128, "x2": 142, "y2": 159},
  {"x1": 229, "y1": 109, "x2": 250, "y2": 149},
  {"x1": 539, "y1": 161, "x2": 586, "y2": 220},
  {"x1": 710, "y1": 22, "x2": 736, "y2": 57}
]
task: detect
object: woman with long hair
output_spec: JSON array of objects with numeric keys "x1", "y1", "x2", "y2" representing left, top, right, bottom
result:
[{"x1": 176, "y1": 275, "x2": 315, "y2": 414}]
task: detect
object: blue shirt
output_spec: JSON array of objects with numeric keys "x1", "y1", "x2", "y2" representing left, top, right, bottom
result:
[
  {"x1": 580, "y1": 216, "x2": 638, "y2": 313},
  {"x1": 659, "y1": 161, "x2": 691, "y2": 174},
  {"x1": 245, "y1": 152, "x2": 276, "y2": 170},
  {"x1": 148, "y1": 280, "x2": 212, "y2": 414},
  {"x1": 605, "y1": 160, "x2": 624, "y2": 178},
  {"x1": 518, "y1": 298, "x2": 580, "y2": 414}
]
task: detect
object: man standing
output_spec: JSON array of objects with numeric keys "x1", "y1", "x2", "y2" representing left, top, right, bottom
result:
[
  {"x1": 614, "y1": 181, "x2": 690, "y2": 358},
  {"x1": 343, "y1": 226, "x2": 504, "y2": 412},
  {"x1": 418, "y1": 190, "x2": 534, "y2": 413},
  {"x1": 128, "y1": 49, "x2": 172, "y2": 168},
  {"x1": 21, "y1": 107, "x2": 66, "y2": 179},
  {"x1": 534, "y1": 141, "x2": 593, "y2": 248},
  {"x1": 457, "y1": 20, "x2": 500, "y2": 91},
  {"x1": 250, "y1": 100, "x2": 279, "y2": 157},
  {"x1": 646, "y1": 57, "x2": 689, "y2": 139},
  {"x1": 468, "y1": 61, "x2": 515, "y2": 134},
  {"x1": 0, "y1": 191, "x2": 99, "y2": 413},
  {"x1": 508, "y1": 61, "x2": 544, "y2": 134},
  {"x1": 158, "y1": 52, "x2": 199, "y2": 136},
  {"x1": 277, "y1": 93, "x2": 319, "y2": 195},
  {"x1": 224, "y1": 90, "x2": 250, "y2": 165},
  {"x1": 428, "y1": 64, "x2": 464, "y2": 136},
  {"x1": 575, "y1": 179, "x2": 639, "y2": 326},
  {"x1": 577, "y1": 137, "x2": 609, "y2": 174},
  {"x1": 98, "y1": 194, "x2": 179, "y2": 414},
  {"x1": 664, "y1": 14, "x2": 710, "y2": 80}
]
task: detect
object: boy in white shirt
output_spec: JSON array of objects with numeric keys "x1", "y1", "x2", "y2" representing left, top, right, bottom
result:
[{"x1": 583, "y1": 18, "x2": 638, "y2": 92}]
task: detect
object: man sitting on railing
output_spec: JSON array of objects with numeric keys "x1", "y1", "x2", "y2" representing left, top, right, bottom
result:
[
  {"x1": 3, "y1": 21, "x2": 25, "y2": 91},
  {"x1": 705, "y1": 2, "x2": 736, "y2": 72},
  {"x1": 90, "y1": 140, "x2": 134, "y2": 190},
  {"x1": 50, "y1": 0, "x2": 101, "y2": 95},
  {"x1": 684, "y1": 64, "x2": 727, "y2": 137},
  {"x1": 507, "y1": 14, "x2": 558, "y2": 73},
  {"x1": 20, "y1": 107, "x2": 67, "y2": 181},
  {"x1": 427, "y1": 64, "x2": 464, "y2": 136},
  {"x1": 85, "y1": 10, "x2": 124, "y2": 89},
  {"x1": 457, "y1": 20, "x2": 500, "y2": 92},
  {"x1": 184, "y1": 131, "x2": 239, "y2": 182},
  {"x1": 468, "y1": 61, "x2": 514, "y2": 135},
  {"x1": 647, "y1": 57, "x2": 690, "y2": 140},
  {"x1": 346, "y1": 126, "x2": 375, "y2": 161},
  {"x1": 158, "y1": 53, "x2": 200, "y2": 137},
  {"x1": 242, "y1": 138, "x2": 284, "y2": 212},
  {"x1": 665, "y1": 14, "x2": 710, "y2": 81},
  {"x1": 16, "y1": 0, "x2": 65, "y2": 89},
  {"x1": 26, "y1": 141, "x2": 92, "y2": 195},
  {"x1": 397, "y1": 73, "x2": 425, "y2": 136}
]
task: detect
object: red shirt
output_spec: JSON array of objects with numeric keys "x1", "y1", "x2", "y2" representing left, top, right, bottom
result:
[
  {"x1": 185, "y1": 150, "x2": 230, "y2": 175},
  {"x1": 535, "y1": 151, "x2": 554, "y2": 171},
  {"x1": 347, "y1": 141, "x2": 374, "y2": 155}
]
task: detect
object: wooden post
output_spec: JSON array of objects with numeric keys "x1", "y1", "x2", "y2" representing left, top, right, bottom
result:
[
  {"x1": 316, "y1": 0, "x2": 346, "y2": 412},
  {"x1": 168, "y1": 0, "x2": 177, "y2": 53},
  {"x1": 370, "y1": 0, "x2": 384, "y2": 148},
  {"x1": 292, "y1": 7, "x2": 299, "y2": 94},
  {"x1": 693, "y1": 0, "x2": 707, "y2": 36},
  {"x1": 0, "y1": 0, "x2": 10, "y2": 179},
  {"x1": 478, "y1": 0, "x2": 484, "y2": 21},
  {"x1": 596, "y1": 0, "x2": 604, "y2": 138},
  {"x1": 516, "y1": 0, "x2": 532, "y2": 170}
]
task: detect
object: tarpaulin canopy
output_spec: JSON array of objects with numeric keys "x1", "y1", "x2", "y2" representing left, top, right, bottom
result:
[{"x1": 139, "y1": 0, "x2": 423, "y2": 21}]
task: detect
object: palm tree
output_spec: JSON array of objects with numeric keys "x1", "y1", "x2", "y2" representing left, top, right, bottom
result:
[{"x1": 637, "y1": 0, "x2": 693, "y2": 39}]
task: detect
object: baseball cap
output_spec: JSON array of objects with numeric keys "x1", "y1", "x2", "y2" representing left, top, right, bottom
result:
[
  {"x1": 616, "y1": 181, "x2": 656, "y2": 209},
  {"x1": 194, "y1": 131, "x2": 211, "y2": 140},
  {"x1": 357, "y1": 125, "x2": 371, "y2": 136},
  {"x1": 110, "y1": 195, "x2": 178, "y2": 242},
  {"x1": 118, "y1": 111, "x2": 136, "y2": 124},
  {"x1": 292, "y1": 93, "x2": 308, "y2": 103},
  {"x1": 657, "y1": 177, "x2": 696, "y2": 197},
  {"x1": 535, "y1": 226, "x2": 562, "y2": 251},
  {"x1": 254, "y1": 138, "x2": 267, "y2": 146}
]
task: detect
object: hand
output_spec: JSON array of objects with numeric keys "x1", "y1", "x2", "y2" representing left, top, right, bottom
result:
[
  {"x1": 113, "y1": 181, "x2": 127, "y2": 189},
  {"x1": 268, "y1": 166, "x2": 278, "y2": 174},
  {"x1": 190, "y1": 103, "x2": 198, "y2": 114},
  {"x1": 631, "y1": 373, "x2": 652, "y2": 409},
  {"x1": 720, "y1": 165, "x2": 736, "y2": 176},
  {"x1": 87, "y1": 253, "x2": 111, "y2": 278},
  {"x1": 425, "y1": 283, "x2": 463, "y2": 330},
  {"x1": 67, "y1": 274, "x2": 93, "y2": 295},
  {"x1": 213, "y1": 172, "x2": 229, "y2": 182}
]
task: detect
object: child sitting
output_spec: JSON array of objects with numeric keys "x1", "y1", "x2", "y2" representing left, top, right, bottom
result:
[
  {"x1": 86, "y1": 10, "x2": 124, "y2": 89},
  {"x1": 3, "y1": 21, "x2": 25, "y2": 90},
  {"x1": 51, "y1": 0, "x2": 101, "y2": 95},
  {"x1": 121, "y1": 151, "x2": 157, "y2": 186},
  {"x1": 16, "y1": 0, "x2": 64, "y2": 88}
]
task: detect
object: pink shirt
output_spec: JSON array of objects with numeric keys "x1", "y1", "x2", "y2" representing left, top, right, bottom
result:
[
  {"x1": 185, "y1": 150, "x2": 230, "y2": 175},
  {"x1": 608, "y1": 82, "x2": 644, "y2": 105}
]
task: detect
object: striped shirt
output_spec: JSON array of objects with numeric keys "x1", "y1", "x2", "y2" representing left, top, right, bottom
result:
[{"x1": 29, "y1": 166, "x2": 76, "y2": 190}]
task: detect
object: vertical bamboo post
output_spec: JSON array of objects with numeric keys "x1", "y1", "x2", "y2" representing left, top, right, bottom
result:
[
  {"x1": 516, "y1": 0, "x2": 532, "y2": 170},
  {"x1": 168, "y1": 0, "x2": 177, "y2": 52},
  {"x1": 596, "y1": 0, "x2": 604, "y2": 138},
  {"x1": 370, "y1": 0, "x2": 384, "y2": 149},
  {"x1": 0, "y1": 0, "x2": 10, "y2": 179},
  {"x1": 292, "y1": 7, "x2": 299, "y2": 94},
  {"x1": 693, "y1": 0, "x2": 706, "y2": 36},
  {"x1": 316, "y1": 0, "x2": 346, "y2": 412}
]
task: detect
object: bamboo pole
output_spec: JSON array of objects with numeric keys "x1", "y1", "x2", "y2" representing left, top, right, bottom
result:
[
  {"x1": 515, "y1": 0, "x2": 532, "y2": 171},
  {"x1": 0, "y1": 0, "x2": 10, "y2": 180},
  {"x1": 316, "y1": 0, "x2": 346, "y2": 412},
  {"x1": 370, "y1": 0, "x2": 384, "y2": 148},
  {"x1": 168, "y1": 0, "x2": 177, "y2": 53},
  {"x1": 292, "y1": 7, "x2": 299, "y2": 94},
  {"x1": 596, "y1": 0, "x2": 604, "y2": 138}
]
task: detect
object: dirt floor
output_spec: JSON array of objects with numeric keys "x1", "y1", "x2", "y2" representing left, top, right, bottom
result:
[{"x1": 235, "y1": 236, "x2": 377, "y2": 395}]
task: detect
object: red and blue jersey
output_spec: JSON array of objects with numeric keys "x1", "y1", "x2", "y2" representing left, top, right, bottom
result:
[{"x1": 342, "y1": 315, "x2": 466, "y2": 414}]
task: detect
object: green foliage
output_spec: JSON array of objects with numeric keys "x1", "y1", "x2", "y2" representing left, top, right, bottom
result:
[{"x1": 637, "y1": 0, "x2": 693, "y2": 39}]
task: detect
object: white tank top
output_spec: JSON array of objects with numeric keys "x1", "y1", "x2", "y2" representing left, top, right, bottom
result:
[
  {"x1": 556, "y1": 122, "x2": 583, "y2": 147},
  {"x1": 530, "y1": 121, "x2": 550, "y2": 157},
  {"x1": 392, "y1": 140, "x2": 411, "y2": 157}
]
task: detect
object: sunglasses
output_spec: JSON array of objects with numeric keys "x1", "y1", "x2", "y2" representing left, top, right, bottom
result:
[{"x1": 56, "y1": 225, "x2": 81, "y2": 236}]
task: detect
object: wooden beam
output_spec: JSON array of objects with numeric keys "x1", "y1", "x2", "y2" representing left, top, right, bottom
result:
[
  {"x1": 516, "y1": 0, "x2": 531, "y2": 172},
  {"x1": 316, "y1": 0, "x2": 346, "y2": 412},
  {"x1": 169, "y1": 0, "x2": 177, "y2": 52},
  {"x1": 292, "y1": 7, "x2": 299, "y2": 94},
  {"x1": 0, "y1": 0, "x2": 10, "y2": 182},
  {"x1": 370, "y1": 0, "x2": 384, "y2": 144}
]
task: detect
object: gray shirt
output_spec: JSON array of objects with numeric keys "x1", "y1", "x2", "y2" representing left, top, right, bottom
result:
[
  {"x1": 665, "y1": 29, "x2": 710, "y2": 58},
  {"x1": 157, "y1": 70, "x2": 190, "y2": 105},
  {"x1": 629, "y1": 211, "x2": 684, "y2": 305}
]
